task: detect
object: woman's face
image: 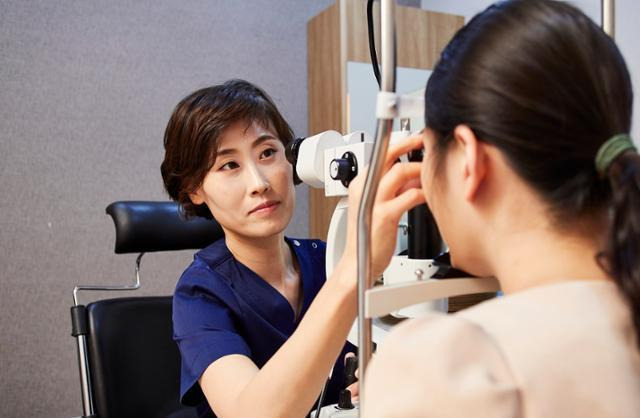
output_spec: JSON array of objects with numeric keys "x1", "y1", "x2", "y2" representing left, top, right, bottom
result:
[
  {"x1": 190, "y1": 120, "x2": 295, "y2": 240},
  {"x1": 420, "y1": 127, "x2": 494, "y2": 276},
  {"x1": 420, "y1": 128, "x2": 467, "y2": 270}
]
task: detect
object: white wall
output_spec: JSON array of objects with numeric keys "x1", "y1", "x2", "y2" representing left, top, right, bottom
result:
[
  {"x1": 615, "y1": 1, "x2": 640, "y2": 142},
  {"x1": 421, "y1": 0, "x2": 600, "y2": 22},
  {"x1": 421, "y1": 0, "x2": 640, "y2": 142}
]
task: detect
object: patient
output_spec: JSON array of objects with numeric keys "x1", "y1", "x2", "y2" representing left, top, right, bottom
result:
[
  {"x1": 161, "y1": 80, "x2": 355, "y2": 418},
  {"x1": 345, "y1": 0, "x2": 640, "y2": 416}
]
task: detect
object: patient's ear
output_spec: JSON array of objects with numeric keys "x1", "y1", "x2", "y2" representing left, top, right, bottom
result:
[
  {"x1": 188, "y1": 188, "x2": 205, "y2": 205},
  {"x1": 453, "y1": 125, "x2": 488, "y2": 201}
]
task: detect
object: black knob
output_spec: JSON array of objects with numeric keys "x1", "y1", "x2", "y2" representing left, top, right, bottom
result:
[
  {"x1": 344, "y1": 355, "x2": 358, "y2": 387},
  {"x1": 330, "y1": 159, "x2": 351, "y2": 180},
  {"x1": 337, "y1": 389, "x2": 355, "y2": 410},
  {"x1": 329, "y1": 152, "x2": 358, "y2": 187}
]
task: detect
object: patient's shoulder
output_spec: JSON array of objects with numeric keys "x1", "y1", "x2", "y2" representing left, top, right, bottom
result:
[
  {"x1": 365, "y1": 282, "x2": 640, "y2": 417},
  {"x1": 456, "y1": 280, "x2": 630, "y2": 353},
  {"x1": 365, "y1": 313, "x2": 521, "y2": 418}
]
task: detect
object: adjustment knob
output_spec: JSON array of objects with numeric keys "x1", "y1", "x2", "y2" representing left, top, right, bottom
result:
[
  {"x1": 330, "y1": 159, "x2": 351, "y2": 180},
  {"x1": 337, "y1": 389, "x2": 355, "y2": 410},
  {"x1": 329, "y1": 152, "x2": 358, "y2": 187},
  {"x1": 344, "y1": 355, "x2": 358, "y2": 387}
]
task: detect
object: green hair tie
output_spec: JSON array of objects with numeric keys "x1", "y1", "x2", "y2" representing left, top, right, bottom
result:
[{"x1": 595, "y1": 133, "x2": 637, "y2": 177}]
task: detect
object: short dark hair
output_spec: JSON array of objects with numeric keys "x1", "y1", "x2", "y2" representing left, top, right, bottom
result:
[{"x1": 161, "y1": 79, "x2": 294, "y2": 219}]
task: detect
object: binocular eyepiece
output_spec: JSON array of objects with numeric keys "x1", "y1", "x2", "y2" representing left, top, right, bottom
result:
[
  {"x1": 286, "y1": 134, "x2": 424, "y2": 188},
  {"x1": 285, "y1": 137, "x2": 306, "y2": 185}
]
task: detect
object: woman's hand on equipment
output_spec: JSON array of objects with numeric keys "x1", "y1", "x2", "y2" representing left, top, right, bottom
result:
[{"x1": 342, "y1": 133, "x2": 426, "y2": 280}]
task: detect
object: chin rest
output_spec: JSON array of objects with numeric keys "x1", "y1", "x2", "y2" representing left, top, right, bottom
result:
[{"x1": 106, "y1": 201, "x2": 223, "y2": 254}]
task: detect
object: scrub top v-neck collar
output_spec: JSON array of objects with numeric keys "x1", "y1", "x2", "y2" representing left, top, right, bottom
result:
[{"x1": 228, "y1": 237, "x2": 313, "y2": 336}]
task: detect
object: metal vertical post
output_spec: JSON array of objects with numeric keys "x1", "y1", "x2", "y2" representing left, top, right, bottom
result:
[
  {"x1": 602, "y1": 0, "x2": 615, "y2": 38},
  {"x1": 76, "y1": 334, "x2": 95, "y2": 417},
  {"x1": 357, "y1": 0, "x2": 396, "y2": 416}
]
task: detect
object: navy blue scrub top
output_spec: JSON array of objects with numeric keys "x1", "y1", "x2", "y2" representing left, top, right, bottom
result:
[{"x1": 173, "y1": 237, "x2": 356, "y2": 417}]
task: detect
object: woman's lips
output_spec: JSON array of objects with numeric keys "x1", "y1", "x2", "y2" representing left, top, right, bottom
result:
[{"x1": 249, "y1": 201, "x2": 280, "y2": 215}]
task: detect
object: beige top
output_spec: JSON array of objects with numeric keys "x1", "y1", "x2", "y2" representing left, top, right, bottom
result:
[{"x1": 364, "y1": 280, "x2": 640, "y2": 417}]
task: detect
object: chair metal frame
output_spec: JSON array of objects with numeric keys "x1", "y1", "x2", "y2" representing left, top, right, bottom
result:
[{"x1": 70, "y1": 201, "x2": 222, "y2": 418}]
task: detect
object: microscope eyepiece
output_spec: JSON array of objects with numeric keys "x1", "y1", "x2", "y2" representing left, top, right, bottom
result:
[{"x1": 285, "y1": 137, "x2": 306, "y2": 185}]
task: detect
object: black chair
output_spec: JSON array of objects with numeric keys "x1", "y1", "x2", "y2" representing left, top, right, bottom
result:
[{"x1": 70, "y1": 201, "x2": 224, "y2": 418}]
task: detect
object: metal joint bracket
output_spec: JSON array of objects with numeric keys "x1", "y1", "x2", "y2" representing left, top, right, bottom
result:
[
  {"x1": 72, "y1": 252, "x2": 144, "y2": 306},
  {"x1": 375, "y1": 91, "x2": 424, "y2": 119}
]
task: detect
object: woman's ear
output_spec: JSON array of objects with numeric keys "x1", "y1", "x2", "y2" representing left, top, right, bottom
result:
[
  {"x1": 453, "y1": 125, "x2": 488, "y2": 201},
  {"x1": 188, "y1": 188, "x2": 205, "y2": 205}
]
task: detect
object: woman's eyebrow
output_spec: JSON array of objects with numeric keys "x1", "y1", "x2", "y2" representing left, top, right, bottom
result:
[
  {"x1": 216, "y1": 147, "x2": 237, "y2": 157},
  {"x1": 217, "y1": 135, "x2": 277, "y2": 157},
  {"x1": 252, "y1": 134, "x2": 277, "y2": 147}
]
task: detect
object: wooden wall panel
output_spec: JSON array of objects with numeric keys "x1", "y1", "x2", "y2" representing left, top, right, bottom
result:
[
  {"x1": 345, "y1": 0, "x2": 380, "y2": 65},
  {"x1": 308, "y1": 2, "x2": 343, "y2": 239},
  {"x1": 395, "y1": 8, "x2": 464, "y2": 68},
  {"x1": 345, "y1": 1, "x2": 464, "y2": 68},
  {"x1": 308, "y1": 1, "x2": 463, "y2": 240},
  {"x1": 448, "y1": 293, "x2": 496, "y2": 313}
]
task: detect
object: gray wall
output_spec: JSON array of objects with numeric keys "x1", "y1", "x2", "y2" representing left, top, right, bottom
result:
[{"x1": 0, "y1": 1, "x2": 334, "y2": 416}]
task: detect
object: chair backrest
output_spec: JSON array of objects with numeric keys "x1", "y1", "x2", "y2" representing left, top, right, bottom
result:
[
  {"x1": 87, "y1": 296, "x2": 196, "y2": 418},
  {"x1": 74, "y1": 202, "x2": 223, "y2": 417}
]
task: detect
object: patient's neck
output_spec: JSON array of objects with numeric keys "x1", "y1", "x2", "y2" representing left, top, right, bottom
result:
[
  {"x1": 489, "y1": 217, "x2": 610, "y2": 295},
  {"x1": 224, "y1": 232, "x2": 297, "y2": 288}
]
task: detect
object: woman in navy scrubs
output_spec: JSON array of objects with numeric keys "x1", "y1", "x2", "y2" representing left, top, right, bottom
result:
[{"x1": 160, "y1": 80, "x2": 369, "y2": 418}]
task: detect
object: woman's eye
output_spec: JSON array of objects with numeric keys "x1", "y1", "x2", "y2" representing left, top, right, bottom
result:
[
  {"x1": 261, "y1": 148, "x2": 277, "y2": 159},
  {"x1": 220, "y1": 161, "x2": 239, "y2": 171}
]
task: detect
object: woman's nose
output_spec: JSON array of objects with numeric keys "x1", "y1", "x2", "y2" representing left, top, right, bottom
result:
[{"x1": 247, "y1": 165, "x2": 270, "y2": 195}]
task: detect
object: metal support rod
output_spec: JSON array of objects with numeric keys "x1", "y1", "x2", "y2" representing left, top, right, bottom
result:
[
  {"x1": 76, "y1": 334, "x2": 95, "y2": 417},
  {"x1": 357, "y1": 0, "x2": 395, "y2": 415},
  {"x1": 400, "y1": 118, "x2": 410, "y2": 131},
  {"x1": 602, "y1": 0, "x2": 615, "y2": 38},
  {"x1": 71, "y1": 252, "x2": 144, "y2": 417},
  {"x1": 72, "y1": 252, "x2": 144, "y2": 306}
]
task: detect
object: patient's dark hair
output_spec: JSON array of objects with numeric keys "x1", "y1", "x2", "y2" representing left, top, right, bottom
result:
[
  {"x1": 161, "y1": 79, "x2": 294, "y2": 219},
  {"x1": 426, "y1": 0, "x2": 640, "y2": 345}
]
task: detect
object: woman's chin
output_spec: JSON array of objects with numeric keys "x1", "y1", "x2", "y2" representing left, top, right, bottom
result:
[{"x1": 245, "y1": 221, "x2": 289, "y2": 239}]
